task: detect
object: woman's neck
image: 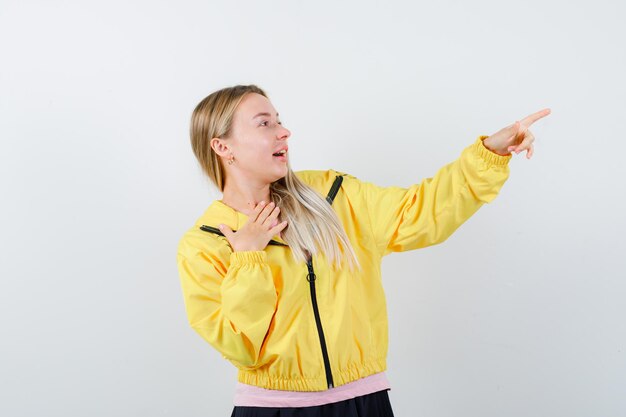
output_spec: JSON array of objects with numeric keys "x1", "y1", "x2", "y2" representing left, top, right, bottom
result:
[{"x1": 221, "y1": 189, "x2": 271, "y2": 216}]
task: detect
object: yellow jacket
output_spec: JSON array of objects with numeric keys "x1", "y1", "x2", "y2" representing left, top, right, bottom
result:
[{"x1": 176, "y1": 135, "x2": 512, "y2": 391}]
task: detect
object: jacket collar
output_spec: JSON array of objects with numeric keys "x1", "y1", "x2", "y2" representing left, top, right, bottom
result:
[{"x1": 196, "y1": 199, "x2": 288, "y2": 245}]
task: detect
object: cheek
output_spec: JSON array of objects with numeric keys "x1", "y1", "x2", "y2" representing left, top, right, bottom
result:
[
  {"x1": 244, "y1": 144, "x2": 274, "y2": 162},
  {"x1": 238, "y1": 138, "x2": 268, "y2": 157},
  {"x1": 237, "y1": 134, "x2": 275, "y2": 160}
]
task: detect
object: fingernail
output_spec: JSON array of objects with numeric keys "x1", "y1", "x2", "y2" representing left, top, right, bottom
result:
[{"x1": 218, "y1": 224, "x2": 223, "y2": 229}]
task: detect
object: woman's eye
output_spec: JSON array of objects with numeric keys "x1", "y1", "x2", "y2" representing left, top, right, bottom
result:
[{"x1": 260, "y1": 120, "x2": 283, "y2": 126}]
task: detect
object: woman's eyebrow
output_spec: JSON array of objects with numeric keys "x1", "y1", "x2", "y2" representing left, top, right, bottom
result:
[{"x1": 252, "y1": 112, "x2": 279, "y2": 120}]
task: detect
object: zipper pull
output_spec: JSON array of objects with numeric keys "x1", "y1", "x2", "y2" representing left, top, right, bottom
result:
[{"x1": 306, "y1": 258, "x2": 316, "y2": 282}]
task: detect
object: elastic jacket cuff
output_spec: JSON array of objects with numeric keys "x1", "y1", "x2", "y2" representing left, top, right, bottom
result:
[
  {"x1": 230, "y1": 251, "x2": 268, "y2": 265},
  {"x1": 474, "y1": 135, "x2": 512, "y2": 166}
]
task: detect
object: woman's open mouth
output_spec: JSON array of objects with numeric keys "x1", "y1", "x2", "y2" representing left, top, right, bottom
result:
[{"x1": 272, "y1": 150, "x2": 288, "y2": 161}]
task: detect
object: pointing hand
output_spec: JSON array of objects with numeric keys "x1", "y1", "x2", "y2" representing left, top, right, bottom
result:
[{"x1": 482, "y1": 108, "x2": 551, "y2": 159}]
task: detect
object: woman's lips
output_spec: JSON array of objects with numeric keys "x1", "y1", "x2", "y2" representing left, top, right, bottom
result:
[{"x1": 273, "y1": 152, "x2": 288, "y2": 162}]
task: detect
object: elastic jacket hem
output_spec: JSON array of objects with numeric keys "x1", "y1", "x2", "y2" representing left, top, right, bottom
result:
[{"x1": 237, "y1": 357, "x2": 387, "y2": 391}]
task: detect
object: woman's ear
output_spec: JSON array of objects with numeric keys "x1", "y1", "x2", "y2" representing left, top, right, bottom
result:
[{"x1": 210, "y1": 137, "x2": 230, "y2": 158}]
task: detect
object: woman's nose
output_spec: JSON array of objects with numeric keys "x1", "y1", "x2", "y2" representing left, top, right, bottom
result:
[{"x1": 278, "y1": 126, "x2": 291, "y2": 139}]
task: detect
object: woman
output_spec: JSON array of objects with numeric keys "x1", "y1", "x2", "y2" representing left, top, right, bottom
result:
[{"x1": 176, "y1": 84, "x2": 550, "y2": 416}]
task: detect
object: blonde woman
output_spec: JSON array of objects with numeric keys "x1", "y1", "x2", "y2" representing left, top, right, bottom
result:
[{"x1": 176, "y1": 84, "x2": 550, "y2": 416}]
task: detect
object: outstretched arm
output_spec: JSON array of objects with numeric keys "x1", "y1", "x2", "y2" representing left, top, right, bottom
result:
[
  {"x1": 344, "y1": 109, "x2": 552, "y2": 257},
  {"x1": 349, "y1": 136, "x2": 512, "y2": 257}
]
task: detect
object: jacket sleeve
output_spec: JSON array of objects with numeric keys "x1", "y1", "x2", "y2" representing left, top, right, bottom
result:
[
  {"x1": 176, "y1": 246, "x2": 278, "y2": 370},
  {"x1": 351, "y1": 135, "x2": 512, "y2": 257}
]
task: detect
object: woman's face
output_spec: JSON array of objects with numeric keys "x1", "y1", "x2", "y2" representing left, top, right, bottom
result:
[{"x1": 213, "y1": 92, "x2": 292, "y2": 185}]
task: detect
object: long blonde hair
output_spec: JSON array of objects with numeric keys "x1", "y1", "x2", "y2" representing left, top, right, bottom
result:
[{"x1": 189, "y1": 84, "x2": 361, "y2": 273}]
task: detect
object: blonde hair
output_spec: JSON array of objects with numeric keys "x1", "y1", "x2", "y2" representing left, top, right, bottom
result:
[{"x1": 189, "y1": 84, "x2": 361, "y2": 273}]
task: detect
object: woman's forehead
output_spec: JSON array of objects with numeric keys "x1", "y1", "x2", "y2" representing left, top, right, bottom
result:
[{"x1": 238, "y1": 93, "x2": 277, "y2": 119}]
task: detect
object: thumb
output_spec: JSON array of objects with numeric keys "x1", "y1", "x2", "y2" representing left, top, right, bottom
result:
[{"x1": 509, "y1": 120, "x2": 520, "y2": 138}]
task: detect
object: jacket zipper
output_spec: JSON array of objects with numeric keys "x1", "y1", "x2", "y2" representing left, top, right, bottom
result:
[{"x1": 306, "y1": 256, "x2": 334, "y2": 389}]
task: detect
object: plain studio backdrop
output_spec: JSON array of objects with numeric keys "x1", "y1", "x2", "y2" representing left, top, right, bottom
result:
[{"x1": 1, "y1": 0, "x2": 625, "y2": 416}]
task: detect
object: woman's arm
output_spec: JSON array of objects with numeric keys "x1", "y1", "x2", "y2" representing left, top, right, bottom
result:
[
  {"x1": 338, "y1": 135, "x2": 512, "y2": 257},
  {"x1": 177, "y1": 245, "x2": 277, "y2": 370}
]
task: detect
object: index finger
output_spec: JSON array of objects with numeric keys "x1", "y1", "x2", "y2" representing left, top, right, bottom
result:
[{"x1": 521, "y1": 108, "x2": 551, "y2": 127}]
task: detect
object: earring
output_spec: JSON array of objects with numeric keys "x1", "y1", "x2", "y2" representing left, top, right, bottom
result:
[{"x1": 227, "y1": 154, "x2": 235, "y2": 165}]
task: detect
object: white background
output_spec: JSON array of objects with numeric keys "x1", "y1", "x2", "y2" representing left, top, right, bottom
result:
[{"x1": 1, "y1": 0, "x2": 625, "y2": 416}]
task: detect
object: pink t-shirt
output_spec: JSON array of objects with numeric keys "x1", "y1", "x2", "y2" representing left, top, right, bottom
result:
[{"x1": 233, "y1": 372, "x2": 391, "y2": 407}]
